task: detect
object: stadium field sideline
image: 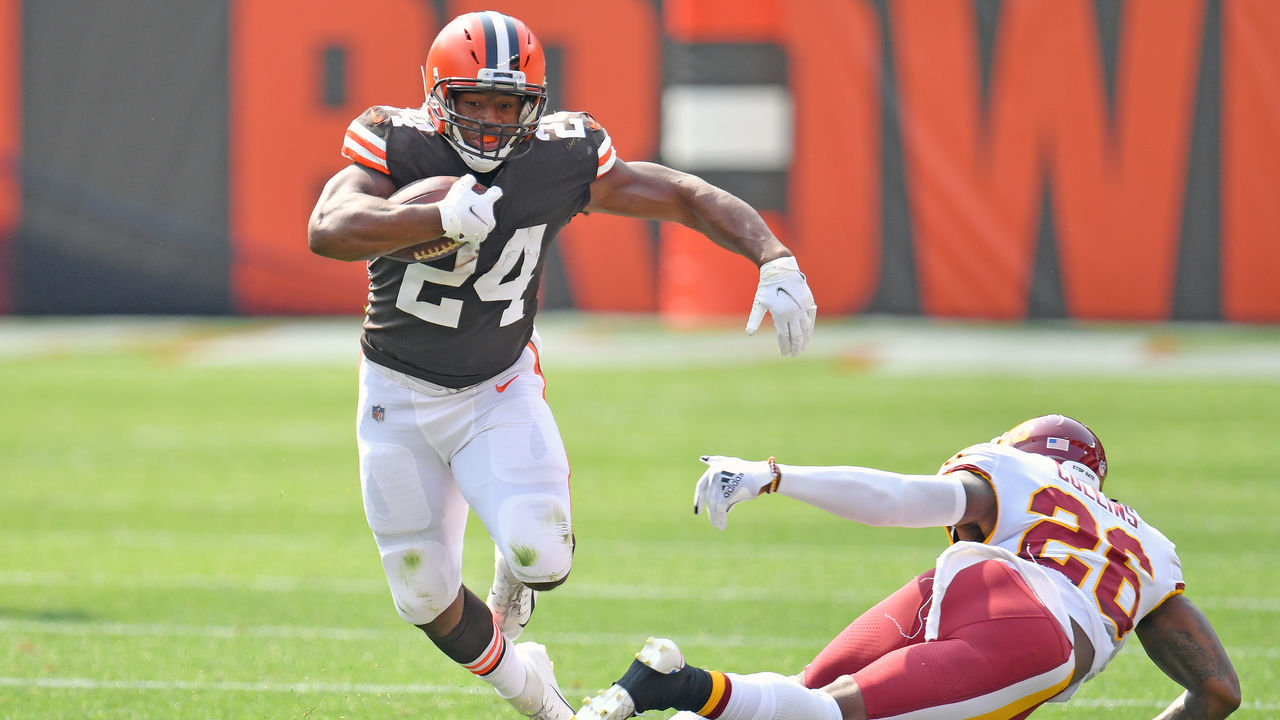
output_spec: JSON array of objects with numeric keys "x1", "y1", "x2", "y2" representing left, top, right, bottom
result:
[{"x1": 1, "y1": 316, "x2": 1277, "y2": 719}]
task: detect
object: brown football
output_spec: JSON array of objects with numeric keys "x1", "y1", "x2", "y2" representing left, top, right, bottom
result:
[{"x1": 381, "y1": 176, "x2": 482, "y2": 262}]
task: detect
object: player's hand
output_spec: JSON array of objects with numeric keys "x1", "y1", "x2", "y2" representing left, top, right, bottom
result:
[
  {"x1": 745, "y1": 256, "x2": 818, "y2": 356},
  {"x1": 694, "y1": 455, "x2": 778, "y2": 531},
  {"x1": 436, "y1": 173, "x2": 503, "y2": 245}
]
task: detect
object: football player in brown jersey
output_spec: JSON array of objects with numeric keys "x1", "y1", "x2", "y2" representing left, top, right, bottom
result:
[
  {"x1": 579, "y1": 416, "x2": 1239, "y2": 720},
  {"x1": 307, "y1": 10, "x2": 818, "y2": 720}
]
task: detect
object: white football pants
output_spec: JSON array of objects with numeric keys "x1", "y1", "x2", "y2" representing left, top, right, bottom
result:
[{"x1": 355, "y1": 333, "x2": 573, "y2": 625}]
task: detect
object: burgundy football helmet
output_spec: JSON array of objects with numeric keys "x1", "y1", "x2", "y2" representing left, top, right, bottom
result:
[{"x1": 997, "y1": 414, "x2": 1108, "y2": 488}]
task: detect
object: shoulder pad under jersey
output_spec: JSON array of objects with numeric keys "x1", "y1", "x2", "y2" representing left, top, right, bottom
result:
[
  {"x1": 341, "y1": 106, "x2": 436, "y2": 174},
  {"x1": 937, "y1": 442, "x2": 1010, "y2": 477},
  {"x1": 534, "y1": 110, "x2": 618, "y2": 178}
]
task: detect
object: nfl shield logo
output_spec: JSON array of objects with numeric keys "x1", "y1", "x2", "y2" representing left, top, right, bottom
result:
[{"x1": 371, "y1": 405, "x2": 386, "y2": 423}]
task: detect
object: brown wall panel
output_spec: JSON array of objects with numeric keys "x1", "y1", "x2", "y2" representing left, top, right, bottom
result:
[{"x1": 15, "y1": 0, "x2": 231, "y2": 315}]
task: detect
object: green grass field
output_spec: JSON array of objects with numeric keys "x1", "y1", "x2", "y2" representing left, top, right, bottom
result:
[{"x1": 1, "y1": 317, "x2": 1277, "y2": 719}]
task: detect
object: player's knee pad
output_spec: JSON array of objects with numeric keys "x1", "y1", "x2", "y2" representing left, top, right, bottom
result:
[
  {"x1": 496, "y1": 493, "x2": 574, "y2": 587},
  {"x1": 361, "y1": 444, "x2": 434, "y2": 536},
  {"x1": 379, "y1": 541, "x2": 460, "y2": 626}
]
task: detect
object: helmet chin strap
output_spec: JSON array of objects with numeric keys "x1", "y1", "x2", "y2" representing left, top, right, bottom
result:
[
  {"x1": 1061, "y1": 460, "x2": 1103, "y2": 490},
  {"x1": 447, "y1": 132, "x2": 507, "y2": 172},
  {"x1": 456, "y1": 146, "x2": 504, "y2": 172}
]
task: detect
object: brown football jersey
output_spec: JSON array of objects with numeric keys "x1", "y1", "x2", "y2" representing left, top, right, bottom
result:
[{"x1": 340, "y1": 106, "x2": 617, "y2": 387}]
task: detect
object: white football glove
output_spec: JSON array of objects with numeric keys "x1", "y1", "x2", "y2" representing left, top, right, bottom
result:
[
  {"x1": 745, "y1": 256, "x2": 818, "y2": 357},
  {"x1": 436, "y1": 173, "x2": 503, "y2": 245},
  {"x1": 693, "y1": 455, "x2": 778, "y2": 531}
]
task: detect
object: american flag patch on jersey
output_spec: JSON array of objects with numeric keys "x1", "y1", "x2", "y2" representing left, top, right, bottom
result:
[{"x1": 1046, "y1": 436, "x2": 1069, "y2": 450}]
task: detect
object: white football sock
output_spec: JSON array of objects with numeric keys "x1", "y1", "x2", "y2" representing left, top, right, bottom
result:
[
  {"x1": 484, "y1": 644, "x2": 529, "y2": 699},
  {"x1": 772, "y1": 676, "x2": 842, "y2": 720},
  {"x1": 720, "y1": 672, "x2": 842, "y2": 720}
]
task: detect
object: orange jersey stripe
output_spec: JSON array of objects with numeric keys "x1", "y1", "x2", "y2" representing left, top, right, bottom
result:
[
  {"x1": 342, "y1": 129, "x2": 388, "y2": 173},
  {"x1": 596, "y1": 144, "x2": 617, "y2": 177},
  {"x1": 527, "y1": 340, "x2": 546, "y2": 399}
]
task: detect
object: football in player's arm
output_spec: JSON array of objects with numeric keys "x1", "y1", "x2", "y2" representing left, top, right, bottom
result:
[
  {"x1": 305, "y1": 10, "x2": 817, "y2": 720},
  {"x1": 578, "y1": 415, "x2": 1240, "y2": 720}
]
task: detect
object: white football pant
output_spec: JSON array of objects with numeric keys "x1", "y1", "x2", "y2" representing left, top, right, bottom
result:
[{"x1": 355, "y1": 333, "x2": 573, "y2": 625}]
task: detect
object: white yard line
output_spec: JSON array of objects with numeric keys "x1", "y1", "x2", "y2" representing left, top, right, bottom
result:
[
  {"x1": 3, "y1": 616, "x2": 1278, "y2": 653},
  {"x1": 0, "y1": 570, "x2": 878, "y2": 605}
]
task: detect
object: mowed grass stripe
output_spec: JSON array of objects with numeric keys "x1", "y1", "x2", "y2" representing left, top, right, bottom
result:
[
  {"x1": 2, "y1": 572, "x2": 1276, "y2": 612},
  {"x1": 3, "y1": 618, "x2": 1277, "y2": 659},
  {"x1": 0, "y1": 675, "x2": 480, "y2": 696},
  {"x1": 1, "y1": 678, "x2": 1276, "y2": 714},
  {"x1": 5, "y1": 675, "x2": 1277, "y2": 710}
]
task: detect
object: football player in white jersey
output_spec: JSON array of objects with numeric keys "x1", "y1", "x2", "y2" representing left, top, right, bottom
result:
[
  {"x1": 306, "y1": 11, "x2": 817, "y2": 720},
  {"x1": 578, "y1": 415, "x2": 1239, "y2": 720}
]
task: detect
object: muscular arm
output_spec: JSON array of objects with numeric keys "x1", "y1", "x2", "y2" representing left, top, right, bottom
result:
[
  {"x1": 307, "y1": 164, "x2": 449, "y2": 261},
  {"x1": 585, "y1": 159, "x2": 790, "y2": 267},
  {"x1": 697, "y1": 458, "x2": 997, "y2": 533},
  {"x1": 771, "y1": 465, "x2": 995, "y2": 529},
  {"x1": 1136, "y1": 594, "x2": 1241, "y2": 719}
]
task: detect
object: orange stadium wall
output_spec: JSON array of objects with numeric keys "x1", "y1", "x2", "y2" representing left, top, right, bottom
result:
[{"x1": 1, "y1": 0, "x2": 1278, "y2": 322}]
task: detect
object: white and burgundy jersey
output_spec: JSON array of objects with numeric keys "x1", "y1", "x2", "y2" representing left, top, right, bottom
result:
[
  {"x1": 940, "y1": 442, "x2": 1185, "y2": 670},
  {"x1": 338, "y1": 105, "x2": 618, "y2": 388}
]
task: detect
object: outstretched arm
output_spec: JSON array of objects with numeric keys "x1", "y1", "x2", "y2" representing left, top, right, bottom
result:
[
  {"x1": 693, "y1": 456, "x2": 996, "y2": 532},
  {"x1": 586, "y1": 160, "x2": 817, "y2": 356},
  {"x1": 1136, "y1": 594, "x2": 1240, "y2": 720},
  {"x1": 586, "y1": 159, "x2": 788, "y2": 265}
]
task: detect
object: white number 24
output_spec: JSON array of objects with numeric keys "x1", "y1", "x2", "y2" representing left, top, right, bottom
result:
[{"x1": 395, "y1": 225, "x2": 545, "y2": 328}]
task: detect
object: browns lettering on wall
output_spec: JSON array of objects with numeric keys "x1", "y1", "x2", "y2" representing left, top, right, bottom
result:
[
  {"x1": 230, "y1": 0, "x2": 435, "y2": 315},
  {"x1": 1223, "y1": 0, "x2": 1280, "y2": 323},
  {"x1": 4, "y1": 0, "x2": 1278, "y2": 322}
]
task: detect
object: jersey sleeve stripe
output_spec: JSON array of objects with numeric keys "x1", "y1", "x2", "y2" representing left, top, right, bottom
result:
[
  {"x1": 342, "y1": 137, "x2": 389, "y2": 173},
  {"x1": 342, "y1": 124, "x2": 389, "y2": 173},
  {"x1": 596, "y1": 136, "x2": 617, "y2": 177},
  {"x1": 346, "y1": 120, "x2": 387, "y2": 156}
]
